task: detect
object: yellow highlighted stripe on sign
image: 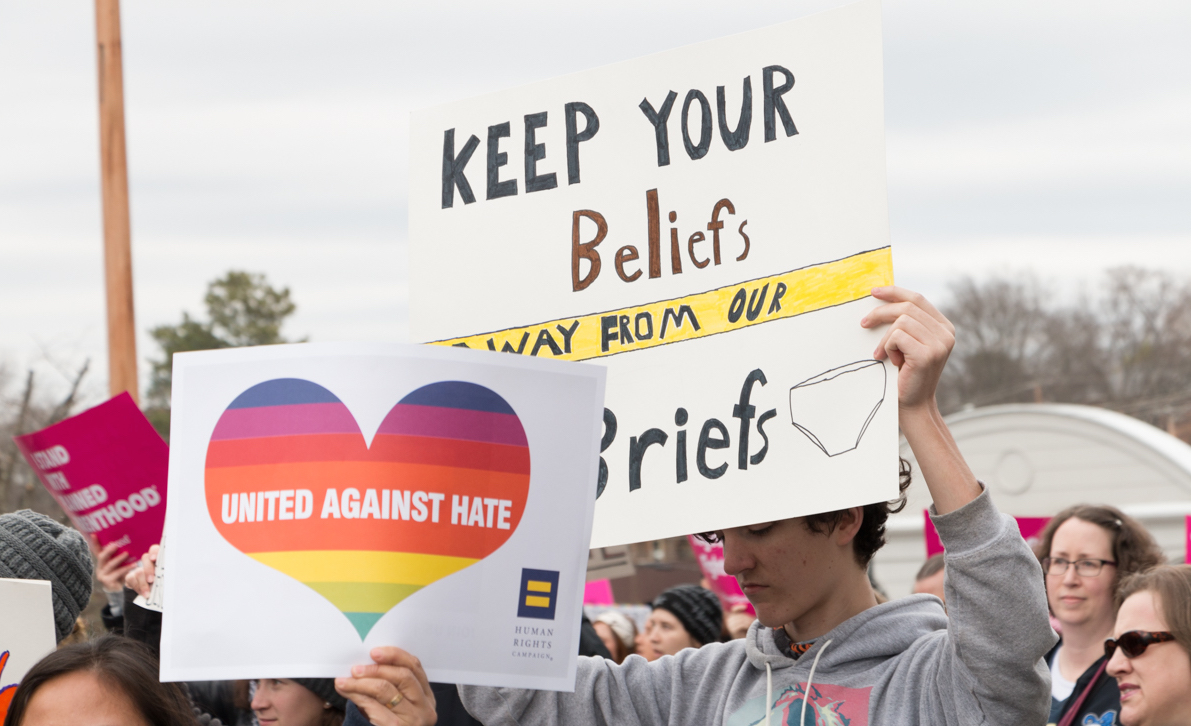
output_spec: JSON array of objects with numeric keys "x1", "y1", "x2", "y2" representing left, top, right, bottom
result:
[
  {"x1": 526, "y1": 580, "x2": 552, "y2": 593},
  {"x1": 248, "y1": 550, "x2": 477, "y2": 586},
  {"x1": 432, "y1": 247, "x2": 893, "y2": 361},
  {"x1": 525, "y1": 595, "x2": 551, "y2": 607}
]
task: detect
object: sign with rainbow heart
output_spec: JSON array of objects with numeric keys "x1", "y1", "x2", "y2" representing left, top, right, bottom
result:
[{"x1": 159, "y1": 342, "x2": 605, "y2": 691}]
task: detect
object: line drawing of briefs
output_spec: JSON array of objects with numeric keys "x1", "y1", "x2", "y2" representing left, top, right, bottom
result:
[{"x1": 788, "y1": 360, "x2": 886, "y2": 457}]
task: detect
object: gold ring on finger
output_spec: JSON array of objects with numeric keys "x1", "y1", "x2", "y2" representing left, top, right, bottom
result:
[{"x1": 387, "y1": 691, "x2": 404, "y2": 710}]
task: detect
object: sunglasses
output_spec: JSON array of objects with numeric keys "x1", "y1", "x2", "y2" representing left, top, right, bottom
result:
[{"x1": 1104, "y1": 630, "x2": 1177, "y2": 659}]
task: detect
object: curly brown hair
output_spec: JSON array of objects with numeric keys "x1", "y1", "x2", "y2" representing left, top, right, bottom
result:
[
  {"x1": 698, "y1": 457, "x2": 913, "y2": 568},
  {"x1": 1035, "y1": 504, "x2": 1166, "y2": 601}
]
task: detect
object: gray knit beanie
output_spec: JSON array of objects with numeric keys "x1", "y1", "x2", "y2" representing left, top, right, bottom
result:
[
  {"x1": 0, "y1": 510, "x2": 93, "y2": 642},
  {"x1": 292, "y1": 678, "x2": 348, "y2": 711},
  {"x1": 652, "y1": 584, "x2": 723, "y2": 647}
]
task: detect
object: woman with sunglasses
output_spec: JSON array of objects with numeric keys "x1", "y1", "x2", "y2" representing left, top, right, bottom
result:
[
  {"x1": 1106, "y1": 565, "x2": 1191, "y2": 726},
  {"x1": 1034, "y1": 505, "x2": 1164, "y2": 726}
]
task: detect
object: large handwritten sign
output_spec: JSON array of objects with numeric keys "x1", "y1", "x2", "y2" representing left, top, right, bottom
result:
[
  {"x1": 411, "y1": 0, "x2": 898, "y2": 546},
  {"x1": 14, "y1": 393, "x2": 167, "y2": 560},
  {"x1": 160, "y1": 342, "x2": 605, "y2": 691}
]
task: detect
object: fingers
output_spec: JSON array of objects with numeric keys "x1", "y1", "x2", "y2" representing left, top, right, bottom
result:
[
  {"x1": 103, "y1": 549, "x2": 130, "y2": 571},
  {"x1": 867, "y1": 286, "x2": 954, "y2": 332},
  {"x1": 98, "y1": 555, "x2": 138, "y2": 592},
  {"x1": 863, "y1": 301, "x2": 954, "y2": 348},
  {"x1": 863, "y1": 289, "x2": 955, "y2": 369},
  {"x1": 876, "y1": 311, "x2": 938, "y2": 358},
  {"x1": 884, "y1": 327, "x2": 930, "y2": 367},
  {"x1": 368, "y1": 647, "x2": 434, "y2": 702},
  {"x1": 335, "y1": 664, "x2": 438, "y2": 726},
  {"x1": 141, "y1": 549, "x2": 157, "y2": 585},
  {"x1": 336, "y1": 692, "x2": 393, "y2": 726},
  {"x1": 338, "y1": 669, "x2": 429, "y2": 710},
  {"x1": 125, "y1": 566, "x2": 150, "y2": 598}
]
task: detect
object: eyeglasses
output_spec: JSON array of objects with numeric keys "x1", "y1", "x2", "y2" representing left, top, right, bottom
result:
[
  {"x1": 1041, "y1": 557, "x2": 1117, "y2": 577},
  {"x1": 1104, "y1": 630, "x2": 1177, "y2": 659}
]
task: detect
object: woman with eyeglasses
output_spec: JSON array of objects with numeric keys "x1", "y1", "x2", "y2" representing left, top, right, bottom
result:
[
  {"x1": 1035, "y1": 505, "x2": 1165, "y2": 726},
  {"x1": 1105, "y1": 565, "x2": 1191, "y2": 726}
]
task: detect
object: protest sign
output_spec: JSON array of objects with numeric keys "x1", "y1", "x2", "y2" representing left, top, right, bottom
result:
[
  {"x1": 13, "y1": 393, "x2": 167, "y2": 560},
  {"x1": 583, "y1": 580, "x2": 615, "y2": 606},
  {"x1": 159, "y1": 342, "x2": 605, "y2": 690},
  {"x1": 0, "y1": 579, "x2": 56, "y2": 720},
  {"x1": 409, "y1": 0, "x2": 897, "y2": 547},
  {"x1": 687, "y1": 535, "x2": 755, "y2": 616},
  {"x1": 924, "y1": 511, "x2": 1049, "y2": 557}
]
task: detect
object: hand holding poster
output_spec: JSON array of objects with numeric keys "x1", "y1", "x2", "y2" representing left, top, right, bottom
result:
[
  {"x1": 410, "y1": 0, "x2": 898, "y2": 546},
  {"x1": 13, "y1": 393, "x2": 167, "y2": 560},
  {"x1": 160, "y1": 343, "x2": 605, "y2": 690}
]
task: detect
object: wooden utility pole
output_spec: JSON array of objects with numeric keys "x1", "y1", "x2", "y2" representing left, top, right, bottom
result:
[{"x1": 96, "y1": 0, "x2": 139, "y2": 403}]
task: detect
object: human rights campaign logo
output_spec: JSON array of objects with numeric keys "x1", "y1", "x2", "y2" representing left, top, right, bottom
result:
[{"x1": 517, "y1": 568, "x2": 559, "y2": 620}]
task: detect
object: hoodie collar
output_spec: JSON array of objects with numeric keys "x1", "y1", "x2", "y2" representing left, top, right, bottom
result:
[{"x1": 744, "y1": 594, "x2": 948, "y2": 672}]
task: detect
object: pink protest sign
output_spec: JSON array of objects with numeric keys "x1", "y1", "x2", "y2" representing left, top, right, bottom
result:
[
  {"x1": 687, "y1": 535, "x2": 755, "y2": 616},
  {"x1": 924, "y1": 509, "x2": 1049, "y2": 558},
  {"x1": 583, "y1": 579, "x2": 615, "y2": 606},
  {"x1": 13, "y1": 393, "x2": 167, "y2": 560}
]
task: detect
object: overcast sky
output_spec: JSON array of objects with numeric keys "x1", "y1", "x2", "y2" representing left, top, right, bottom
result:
[{"x1": 1, "y1": 0, "x2": 1188, "y2": 407}]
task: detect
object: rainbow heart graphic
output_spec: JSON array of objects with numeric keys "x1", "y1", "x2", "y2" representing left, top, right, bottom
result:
[{"x1": 204, "y1": 378, "x2": 530, "y2": 638}]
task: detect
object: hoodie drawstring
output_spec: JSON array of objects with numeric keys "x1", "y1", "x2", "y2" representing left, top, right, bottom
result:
[
  {"x1": 799, "y1": 639, "x2": 833, "y2": 726},
  {"x1": 765, "y1": 662, "x2": 773, "y2": 725}
]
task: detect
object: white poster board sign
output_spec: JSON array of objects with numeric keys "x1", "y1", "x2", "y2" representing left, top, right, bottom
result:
[
  {"x1": 0, "y1": 578, "x2": 56, "y2": 715},
  {"x1": 159, "y1": 343, "x2": 605, "y2": 691},
  {"x1": 410, "y1": 0, "x2": 897, "y2": 547}
]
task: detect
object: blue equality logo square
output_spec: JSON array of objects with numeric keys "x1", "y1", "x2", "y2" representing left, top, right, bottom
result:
[{"x1": 517, "y1": 568, "x2": 560, "y2": 620}]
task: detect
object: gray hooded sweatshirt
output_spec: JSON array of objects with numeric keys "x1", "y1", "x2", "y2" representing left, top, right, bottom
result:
[{"x1": 460, "y1": 489, "x2": 1057, "y2": 725}]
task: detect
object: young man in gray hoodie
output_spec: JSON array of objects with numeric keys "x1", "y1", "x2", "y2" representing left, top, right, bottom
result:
[{"x1": 338, "y1": 287, "x2": 1057, "y2": 726}]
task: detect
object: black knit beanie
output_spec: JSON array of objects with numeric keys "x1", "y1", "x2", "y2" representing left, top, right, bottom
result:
[
  {"x1": 652, "y1": 585, "x2": 723, "y2": 647},
  {"x1": 0, "y1": 510, "x2": 93, "y2": 642},
  {"x1": 292, "y1": 678, "x2": 348, "y2": 711}
]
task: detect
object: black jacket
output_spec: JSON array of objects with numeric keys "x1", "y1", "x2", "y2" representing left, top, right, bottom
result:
[{"x1": 1047, "y1": 643, "x2": 1121, "y2": 726}]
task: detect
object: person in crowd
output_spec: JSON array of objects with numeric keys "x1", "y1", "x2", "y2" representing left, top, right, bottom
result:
[
  {"x1": 1106, "y1": 564, "x2": 1191, "y2": 726},
  {"x1": 912, "y1": 552, "x2": 946, "y2": 602},
  {"x1": 0, "y1": 509, "x2": 93, "y2": 644},
  {"x1": 645, "y1": 584, "x2": 723, "y2": 657},
  {"x1": 593, "y1": 611, "x2": 637, "y2": 663},
  {"x1": 252, "y1": 678, "x2": 346, "y2": 726},
  {"x1": 632, "y1": 617, "x2": 660, "y2": 662},
  {"x1": 187, "y1": 681, "x2": 254, "y2": 726},
  {"x1": 4, "y1": 634, "x2": 198, "y2": 726},
  {"x1": 338, "y1": 287, "x2": 1058, "y2": 725},
  {"x1": 1036, "y1": 505, "x2": 1164, "y2": 725},
  {"x1": 577, "y1": 615, "x2": 614, "y2": 660},
  {"x1": 724, "y1": 604, "x2": 757, "y2": 640}
]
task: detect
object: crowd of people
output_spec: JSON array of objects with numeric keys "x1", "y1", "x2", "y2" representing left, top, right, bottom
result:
[{"x1": 4, "y1": 287, "x2": 1191, "y2": 726}]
